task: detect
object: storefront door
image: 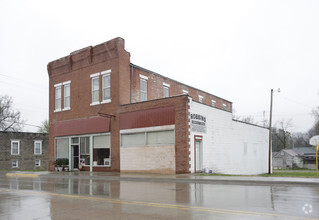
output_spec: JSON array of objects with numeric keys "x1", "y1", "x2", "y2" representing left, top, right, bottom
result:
[
  {"x1": 71, "y1": 145, "x2": 79, "y2": 169},
  {"x1": 195, "y1": 136, "x2": 203, "y2": 172}
]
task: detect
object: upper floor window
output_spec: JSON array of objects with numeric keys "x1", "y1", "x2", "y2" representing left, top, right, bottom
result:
[
  {"x1": 11, "y1": 140, "x2": 20, "y2": 155},
  {"x1": 223, "y1": 103, "x2": 227, "y2": 110},
  {"x1": 90, "y1": 70, "x2": 111, "y2": 106},
  {"x1": 54, "y1": 81, "x2": 71, "y2": 112},
  {"x1": 198, "y1": 95, "x2": 204, "y2": 103},
  {"x1": 54, "y1": 83, "x2": 62, "y2": 112},
  {"x1": 140, "y1": 75, "x2": 148, "y2": 102},
  {"x1": 63, "y1": 81, "x2": 71, "y2": 110},
  {"x1": 182, "y1": 90, "x2": 189, "y2": 95},
  {"x1": 102, "y1": 70, "x2": 111, "y2": 103},
  {"x1": 212, "y1": 100, "x2": 216, "y2": 107},
  {"x1": 91, "y1": 73, "x2": 100, "y2": 105},
  {"x1": 34, "y1": 140, "x2": 42, "y2": 155},
  {"x1": 163, "y1": 83, "x2": 170, "y2": 98}
]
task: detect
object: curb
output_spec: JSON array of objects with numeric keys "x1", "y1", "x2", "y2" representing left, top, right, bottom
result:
[
  {"x1": 38, "y1": 174, "x2": 319, "y2": 186},
  {"x1": 6, "y1": 173, "x2": 39, "y2": 178}
]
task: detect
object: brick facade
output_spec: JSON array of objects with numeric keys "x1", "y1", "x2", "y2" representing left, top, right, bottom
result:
[
  {"x1": 48, "y1": 37, "x2": 231, "y2": 173},
  {"x1": 130, "y1": 64, "x2": 232, "y2": 112},
  {"x1": 0, "y1": 132, "x2": 48, "y2": 170}
]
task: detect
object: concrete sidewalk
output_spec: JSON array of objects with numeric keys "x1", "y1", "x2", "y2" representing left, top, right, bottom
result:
[{"x1": 4, "y1": 171, "x2": 319, "y2": 186}]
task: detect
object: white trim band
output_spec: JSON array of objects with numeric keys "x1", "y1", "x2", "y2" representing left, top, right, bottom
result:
[
  {"x1": 139, "y1": 74, "x2": 149, "y2": 80},
  {"x1": 120, "y1": 125, "x2": 175, "y2": 134},
  {"x1": 101, "y1": 69, "x2": 111, "y2": 75},
  {"x1": 90, "y1": 73, "x2": 100, "y2": 78}
]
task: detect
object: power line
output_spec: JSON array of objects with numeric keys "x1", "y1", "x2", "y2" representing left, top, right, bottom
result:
[{"x1": 277, "y1": 94, "x2": 316, "y2": 109}]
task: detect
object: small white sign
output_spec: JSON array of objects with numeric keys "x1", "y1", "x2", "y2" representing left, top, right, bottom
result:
[
  {"x1": 309, "y1": 135, "x2": 319, "y2": 146},
  {"x1": 190, "y1": 113, "x2": 206, "y2": 133}
]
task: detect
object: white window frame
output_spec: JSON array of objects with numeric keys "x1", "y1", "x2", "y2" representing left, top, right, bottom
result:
[
  {"x1": 163, "y1": 84, "x2": 169, "y2": 98},
  {"x1": 63, "y1": 81, "x2": 71, "y2": 111},
  {"x1": 54, "y1": 83, "x2": 62, "y2": 112},
  {"x1": 140, "y1": 77, "x2": 148, "y2": 102},
  {"x1": 198, "y1": 95, "x2": 204, "y2": 103},
  {"x1": 223, "y1": 103, "x2": 227, "y2": 110},
  {"x1": 35, "y1": 159, "x2": 41, "y2": 167},
  {"x1": 101, "y1": 70, "x2": 111, "y2": 104},
  {"x1": 11, "y1": 140, "x2": 20, "y2": 155},
  {"x1": 182, "y1": 89, "x2": 189, "y2": 94},
  {"x1": 34, "y1": 140, "x2": 42, "y2": 155},
  {"x1": 12, "y1": 160, "x2": 18, "y2": 168},
  {"x1": 211, "y1": 100, "x2": 216, "y2": 107},
  {"x1": 90, "y1": 73, "x2": 100, "y2": 106}
]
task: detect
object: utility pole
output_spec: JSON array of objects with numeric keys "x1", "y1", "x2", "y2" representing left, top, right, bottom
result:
[
  {"x1": 269, "y1": 88, "x2": 280, "y2": 174},
  {"x1": 268, "y1": 89, "x2": 273, "y2": 174}
]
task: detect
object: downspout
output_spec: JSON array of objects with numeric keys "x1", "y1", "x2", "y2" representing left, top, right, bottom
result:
[{"x1": 130, "y1": 64, "x2": 133, "y2": 103}]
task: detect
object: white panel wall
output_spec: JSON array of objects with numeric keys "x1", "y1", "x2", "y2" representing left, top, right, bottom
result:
[{"x1": 189, "y1": 99, "x2": 269, "y2": 175}]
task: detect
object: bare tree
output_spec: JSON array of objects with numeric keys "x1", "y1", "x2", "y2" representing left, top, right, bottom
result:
[
  {"x1": 241, "y1": 116, "x2": 255, "y2": 124},
  {"x1": 0, "y1": 95, "x2": 24, "y2": 131},
  {"x1": 232, "y1": 109, "x2": 241, "y2": 120},
  {"x1": 38, "y1": 119, "x2": 49, "y2": 133},
  {"x1": 312, "y1": 107, "x2": 319, "y2": 121},
  {"x1": 272, "y1": 119, "x2": 293, "y2": 151}
]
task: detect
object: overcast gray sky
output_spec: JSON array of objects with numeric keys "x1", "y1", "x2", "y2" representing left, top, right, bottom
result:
[{"x1": 1, "y1": 0, "x2": 318, "y2": 133}]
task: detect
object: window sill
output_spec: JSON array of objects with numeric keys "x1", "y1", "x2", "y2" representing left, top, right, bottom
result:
[
  {"x1": 90, "y1": 102, "x2": 100, "y2": 106},
  {"x1": 62, "y1": 107, "x2": 71, "y2": 111},
  {"x1": 101, "y1": 99, "x2": 111, "y2": 104},
  {"x1": 83, "y1": 165, "x2": 111, "y2": 167},
  {"x1": 54, "y1": 109, "x2": 61, "y2": 113}
]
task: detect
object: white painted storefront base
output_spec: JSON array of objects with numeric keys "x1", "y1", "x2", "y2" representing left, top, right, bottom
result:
[{"x1": 189, "y1": 98, "x2": 269, "y2": 175}]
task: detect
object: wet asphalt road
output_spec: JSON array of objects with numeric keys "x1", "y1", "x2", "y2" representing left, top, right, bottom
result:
[{"x1": 0, "y1": 174, "x2": 318, "y2": 219}]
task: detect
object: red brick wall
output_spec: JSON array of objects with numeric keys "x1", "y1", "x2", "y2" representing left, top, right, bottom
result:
[
  {"x1": 120, "y1": 95, "x2": 190, "y2": 173},
  {"x1": 130, "y1": 64, "x2": 232, "y2": 112},
  {"x1": 47, "y1": 37, "x2": 130, "y2": 172}
]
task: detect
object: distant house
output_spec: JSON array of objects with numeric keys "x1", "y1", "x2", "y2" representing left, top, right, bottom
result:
[
  {"x1": 273, "y1": 147, "x2": 317, "y2": 169},
  {"x1": 294, "y1": 147, "x2": 317, "y2": 169},
  {"x1": 0, "y1": 131, "x2": 48, "y2": 170}
]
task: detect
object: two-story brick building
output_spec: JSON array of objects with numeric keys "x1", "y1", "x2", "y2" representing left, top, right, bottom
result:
[{"x1": 48, "y1": 37, "x2": 269, "y2": 174}]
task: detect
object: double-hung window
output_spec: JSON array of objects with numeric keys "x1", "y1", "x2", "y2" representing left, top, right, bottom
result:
[
  {"x1": 91, "y1": 73, "x2": 100, "y2": 105},
  {"x1": 212, "y1": 100, "x2": 216, "y2": 107},
  {"x1": 54, "y1": 83, "x2": 62, "y2": 111},
  {"x1": 198, "y1": 95, "x2": 204, "y2": 103},
  {"x1": 34, "y1": 140, "x2": 42, "y2": 155},
  {"x1": 63, "y1": 81, "x2": 71, "y2": 110},
  {"x1": 140, "y1": 75, "x2": 148, "y2": 102},
  {"x1": 11, "y1": 140, "x2": 20, "y2": 155},
  {"x1": 163, "y1": 83, "x2": 170, "y2": 98},
  {"x1": 101, "y1": 70, "x2": 111, "y2": 103},
  {"x1": 223, "y1": 103, "x2": 227, "y2": 110}
]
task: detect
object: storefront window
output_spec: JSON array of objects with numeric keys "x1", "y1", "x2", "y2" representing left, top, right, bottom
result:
[
  {"x1": 80, "y1": 137, "x2": 90, "y2": 165},
  {"x1": 93, "y1": 135, "x2": 110, "y2": 166},
  {"x1": 55, "y1": 138, "x2": 69, "y2": 159}
]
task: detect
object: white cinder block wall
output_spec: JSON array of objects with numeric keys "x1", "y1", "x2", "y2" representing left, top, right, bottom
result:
[{"x1": 189, "y1": 99, "x2": 269, "y2": 175}]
